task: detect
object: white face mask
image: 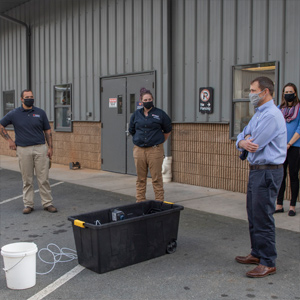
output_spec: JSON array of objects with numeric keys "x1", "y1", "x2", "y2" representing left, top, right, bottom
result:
[{"x1": 249, "y1": 89, "x2": 265, "y2": 106}]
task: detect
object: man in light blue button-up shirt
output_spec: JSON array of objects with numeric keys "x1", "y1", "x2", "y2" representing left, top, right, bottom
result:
[
  {"x1": 236, "y1": 94, "x2": 287, "y2": 165},
  {"x1": 235, "y1": 77, "x2": 287, "y2": 278}
]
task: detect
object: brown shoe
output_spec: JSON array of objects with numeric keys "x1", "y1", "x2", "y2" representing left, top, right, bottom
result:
[
  {"x1": 235, "y1": 254, "x2": 260, "y2": 265},
  {"x1": 246, "y1": 264, "x2": 276, "y2": 278},
  {"x1": 44, "y1": 205, "x2": 58, "y2": 213},
  {"x1": 23, "y1": 207, "x2": 34, "y2": 214}
]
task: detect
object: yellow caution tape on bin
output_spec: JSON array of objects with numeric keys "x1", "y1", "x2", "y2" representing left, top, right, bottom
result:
[
  {"x1": 74, "y1": 220, "x2": 85, "y2": 228},
  {"x1": 163, "y1": 201, "x2": 174, "y2": 205}
]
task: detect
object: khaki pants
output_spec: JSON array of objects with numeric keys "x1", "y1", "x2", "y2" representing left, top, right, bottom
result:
[
  {"x1": 133, "y1": 144, "x2": 164, "y2": 202},
  {"x1": 16, "y1": 144, "x2": 53, "y2": 208}
]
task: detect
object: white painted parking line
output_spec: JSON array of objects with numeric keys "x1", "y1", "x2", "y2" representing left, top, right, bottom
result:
[
  {"x1": 27, "y1": 264, "x2": 85, "y2": 300},
  {"x1": 0, "y1": 182, "x2": 64, "y2": 205}
]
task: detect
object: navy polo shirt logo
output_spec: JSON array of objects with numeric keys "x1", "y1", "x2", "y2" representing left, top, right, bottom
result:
[
  {"x1": 33, "y1": 114, "x2": 40, "y2": 117},
  {"x1": 152, "y1": 114, "x2": 160, "y2": 120}
]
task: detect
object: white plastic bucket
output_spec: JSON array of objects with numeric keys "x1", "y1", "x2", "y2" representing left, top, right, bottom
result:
[
  {"x1": 162, "y1": 156, "x2": 172, "y2": 183},
  {"x1": 1, "y1": 242, "x2": 38, "y2": 290}
]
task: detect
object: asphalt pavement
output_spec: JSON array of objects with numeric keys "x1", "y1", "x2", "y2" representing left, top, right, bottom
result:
[{"x1": 0, "y1": 155, "x2": 299, "y2": 300}]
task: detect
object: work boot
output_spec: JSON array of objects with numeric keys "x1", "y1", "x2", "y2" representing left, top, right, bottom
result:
[
  {"x1": 23, "y1": 207, "x2": 34, "y2": 214},
  {"x1": 44, "y1": 205, "x2": 58, "y2": 213}
]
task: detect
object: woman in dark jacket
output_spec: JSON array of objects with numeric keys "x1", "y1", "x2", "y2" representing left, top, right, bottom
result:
[{"x1": 129, "y1": 88, "x2": 172, "y2": 202}]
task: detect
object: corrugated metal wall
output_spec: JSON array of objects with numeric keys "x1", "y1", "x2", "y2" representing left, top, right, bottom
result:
[
  {"x1": 171, "y1": 0, "x2": 300, "y2": 123},
  {"x1": 0, "y1": 0, "x2": 170, "y2": 121},
  {"x1": 1, "y1": 0, "x2": 300, "y2": 123},
  {"x1": 0, "y1": 17, "x2": 27, "y2": 105}
]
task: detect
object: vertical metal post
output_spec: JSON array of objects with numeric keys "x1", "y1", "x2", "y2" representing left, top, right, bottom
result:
[{"x1": 165, "y1": 0, "x2": 172, "y2": 157}]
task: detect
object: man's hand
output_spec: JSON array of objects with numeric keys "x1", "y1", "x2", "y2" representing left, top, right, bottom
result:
[
  {"x1": 164, "y1": 132, "x2": 171, "y2": 142},
  {"x1": 239, "y1": 138, "x2": 259, "y2": 153},
  {"x1": 44, "y1": 129, "x2": 53, "y2": 159},
  {"x1": 8, "y1": 139, "x2": 16, "y2": 150},
  {"x1": 47, "y1": 148, "x2": 53, "y2": 159}
]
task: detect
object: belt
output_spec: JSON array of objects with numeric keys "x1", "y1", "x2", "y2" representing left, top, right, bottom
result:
[
  {"x1": 143, "y1": 144, "x2": 159, "y2": 148},
  {"x1": 249, "y1": 164, "x2": 283, "y2": 170}
]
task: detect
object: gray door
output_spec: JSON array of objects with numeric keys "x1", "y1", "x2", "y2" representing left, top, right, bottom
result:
[
  {"x1": 126, "y1": 73, "x2": 155, "y2": 175},
  {"x1": 101, "y1": 72, "x2": 155, "y2": 174},
  {"x1": 101, "y1": 77, "x2": 126, "y2": 173}
]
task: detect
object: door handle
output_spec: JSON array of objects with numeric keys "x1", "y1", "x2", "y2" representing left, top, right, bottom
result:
[{"x1": 125, "y1": 123, "x2": 130, "y2": 136}]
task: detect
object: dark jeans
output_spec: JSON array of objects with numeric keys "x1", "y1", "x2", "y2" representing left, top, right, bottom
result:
[
  {"x1": 247, "y1": 168, "x2": 283, "y2": 267},
  {"x1": 277, "y1": 146, "x2": 300, "y2": 207}
]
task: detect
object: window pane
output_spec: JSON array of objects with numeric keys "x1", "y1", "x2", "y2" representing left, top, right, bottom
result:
[
  {"x1": 3, "y1": 90, "x2": 15, "y2": 114},
  {"x1": 231, "y1": 61, "x2": 278, "y2": 138},
  {"x1": 54, "y1": 85, "x2": 71, "y2": 105},
  {"x1": 54, "y1": 84, "x2": 72, "y2": 131},
  {"x1": 3, "y1": 90, "x2": 15, "y2": 129},
  {"x1": 117, "y1": 95, "x2": 123, "y2": 114},
  {"x1": 233, "y1": 62, "x2": 276, "y2": 100},
  {"x1": 55, "y1": 107, "x2": 71, "y2": 129},
  {"x1": 233, "y1": 102, "x2": 255, "y2": 138}
]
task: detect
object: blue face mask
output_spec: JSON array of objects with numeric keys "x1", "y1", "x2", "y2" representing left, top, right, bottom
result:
[
  {"x1": 249, "y1": 89, "x2": 265, "y2": 106},
  {"x1": 24, "y1": 98, "x2": 34, "y2": 107}
]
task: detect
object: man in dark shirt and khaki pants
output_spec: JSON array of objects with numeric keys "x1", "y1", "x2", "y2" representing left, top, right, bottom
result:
[{"x1": 0, "y1": 90, "x2": 57, "y2": 214}]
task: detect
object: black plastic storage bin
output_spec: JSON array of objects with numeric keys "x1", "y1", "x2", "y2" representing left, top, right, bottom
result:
[{"x1": 68, "y1": 200, "x2": 184, "y2": 274}]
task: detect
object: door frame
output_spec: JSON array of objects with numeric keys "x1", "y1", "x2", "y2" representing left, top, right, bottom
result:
[
  {"x1": 100, "y1": 70, "x2": 156, "y2": 89},
  {"x1": 100, "y1": 70, "x2": 156, "y2": 174}
]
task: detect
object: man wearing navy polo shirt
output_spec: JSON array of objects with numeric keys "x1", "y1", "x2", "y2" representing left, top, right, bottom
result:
[
  {"x1": 235, "y1": 77, "x2": 287, "y2": 278},
  {"x1": 0, "y1": 90, "x2": 57, "y2": 214}
]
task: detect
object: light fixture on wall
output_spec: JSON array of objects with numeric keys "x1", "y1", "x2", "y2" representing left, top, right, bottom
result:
[{"x1": 242, "y1": 66, "x2": 276, "y2": 72}]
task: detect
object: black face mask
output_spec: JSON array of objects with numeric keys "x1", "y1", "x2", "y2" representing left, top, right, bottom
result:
[
  {"x1": 24, "y1": 98, "x2": 34, "y2": 107},
  {"x1": 143, "y1": 101, "x2": 154, "y2": 109},
  {"x1": 284, "y1": 93, "x2": 295, "y2": 102}
]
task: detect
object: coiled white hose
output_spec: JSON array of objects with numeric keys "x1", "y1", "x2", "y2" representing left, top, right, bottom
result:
[{"x1": 36, "y1": 243, "x2": 77, "y2": 275}]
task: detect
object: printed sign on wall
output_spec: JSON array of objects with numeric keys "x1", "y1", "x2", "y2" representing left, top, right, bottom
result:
[{"x1": 199, "y1": 87, "x2": 213, "y2": 114}]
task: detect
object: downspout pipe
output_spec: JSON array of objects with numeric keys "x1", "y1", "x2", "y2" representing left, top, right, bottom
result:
[
  {"x1": 162, "y1": 0, "x2": 173, "y2": 183},
  {"x1": 0, "y1": 13, "x2": 31, "y2": 90},
  {"x1": 165, "y1": 0, "x2": 172, "y2": 157}
]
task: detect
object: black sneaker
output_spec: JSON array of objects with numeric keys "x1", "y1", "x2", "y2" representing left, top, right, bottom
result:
[{"x1": 288, "y1": 210, "x2": 296, "y2": 217}]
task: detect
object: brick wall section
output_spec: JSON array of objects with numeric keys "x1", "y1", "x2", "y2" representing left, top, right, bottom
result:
[
  {"x1": 0, "y1": 130, "x2": 17, "y2": 157},
  {"x1": 51, "y1": 122, "x2": 101, "y2": 169},
  {"x1": 171, "y1": 123, "x2": 297, "y2": 201},
  {"x1": 0, "y1": 121, "x2": 101, "y2": 170}
]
